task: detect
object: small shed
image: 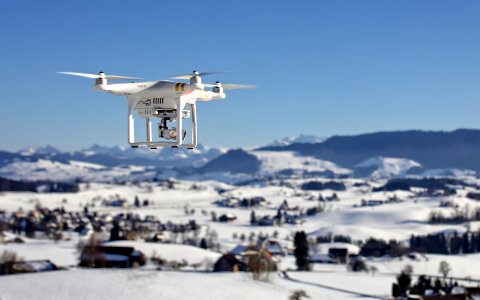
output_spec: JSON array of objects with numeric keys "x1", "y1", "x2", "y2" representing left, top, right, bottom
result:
[
  {"x1": 218, "y1": 213, "x2": 237, "y2": 223},
  {"x1": 213, "y1": 253, "x2": 245, "y2": 272},
  {"x1": 79, "y1": 245, "x2": 146, "y2": 268},
  {"x1": 328, "y1": 248, "x2": 348, "y2": 263},
  {"x1": 1, "y1": 260, "x2": 59, "y2": 275}
]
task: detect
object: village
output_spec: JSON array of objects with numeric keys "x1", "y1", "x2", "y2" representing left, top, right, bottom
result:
[{"x1": 1, "y1": 176, "x2": 480, "y2": 299}]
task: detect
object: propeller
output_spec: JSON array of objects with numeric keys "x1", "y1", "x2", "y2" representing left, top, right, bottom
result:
[
  {"x1": 170, "y1": 70, "x2": 230, "y2": 80},
  {"x1": 204, "y1": 82, "x2": 257, "y2": 90},
  {"x1": 57, "y1": 71, "x2": 142, "y2": 80}
]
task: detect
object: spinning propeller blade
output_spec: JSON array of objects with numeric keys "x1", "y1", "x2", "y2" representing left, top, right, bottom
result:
[
  {"x1": 57, "y1": 71, "x2": 141, "y2": 80},
  {"x1": 57, "y1": 71, "x2": 99, "y2": 79},
  {"x1": 170, "y1": 70, "x2": 231, "y2": 80},
  {"x1": 204, "y1": 83, "x2": 257, "y2": 90}
]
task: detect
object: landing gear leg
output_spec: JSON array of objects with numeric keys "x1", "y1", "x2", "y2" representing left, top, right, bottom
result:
[
  {"x1": 176, "y1": 99, "x2": 182, "y2": 147},
  {"x1": 146, "y1": 118, "x2": 152, "y2": 142}
]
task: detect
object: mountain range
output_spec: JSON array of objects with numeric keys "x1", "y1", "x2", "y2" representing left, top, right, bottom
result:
[
  {"x1": 259, "y1": 129, "x2": 480, "y2": 173},
  {"x1": 0, "y1": 129, "x2": 479, "y2": 183}
]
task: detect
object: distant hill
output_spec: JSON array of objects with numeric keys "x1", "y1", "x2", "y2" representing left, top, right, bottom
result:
[
  {"x1": 264, "y1": 134, "x2": 326, "y2": 147},
  {"x1": 0, "y1": 144, "x2": 225, "y2": 169},
  {"x1": 197, "y1": 149, "x2": 262, "y2": 174},
  {"x1": 0, "y1": 144, "x2": 225, "y2": 183},
  {"x1": 2, "y1": 129, "x2": 480, "y2": 183},
  {"x1": 259, "y1": 129, "x2": 480, "y2": 172}
]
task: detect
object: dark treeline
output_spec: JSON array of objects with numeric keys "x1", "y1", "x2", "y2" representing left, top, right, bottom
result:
[
  {"x1": 373, "y1": 178, "x2": 470, "y2": 192},
  {"x1": 314, "y1": 231, "x2": 480, "y2": 256},
  {"x1": 410, "y1": 231, "x2": 480, "y2": 254},
  {"x1": 0, "y1": 177, "x2": 79, "y2": 193},
  {"x1": 429, "y1": 207, "x2": 480, "y2": 224}
]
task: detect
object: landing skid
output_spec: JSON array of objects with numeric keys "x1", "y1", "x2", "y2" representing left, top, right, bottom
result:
[{"x1": 129, "y1": 142, "x2": 197, "y2": 149}]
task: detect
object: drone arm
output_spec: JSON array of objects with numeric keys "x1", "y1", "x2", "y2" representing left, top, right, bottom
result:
[{"x1": 195, "y1": 90, "x2": 226, "y2": 102}]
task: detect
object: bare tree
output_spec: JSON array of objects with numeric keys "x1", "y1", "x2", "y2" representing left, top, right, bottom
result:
[
  {"x1": 249, "y1": 249, "x2": 274, "y2": 282},
  {"x1": 0, "y1": 250, "x2": 21, "y2": 275},
  {"x1": 402, "y1": 264, "x2": 414, "y2": 276},
  {"x1": 289, "y1": 290, "x2": 310, "y2": 300},
  {"x1": 78, "y1": 233, "x2": 105, "y2": 268},
  {"x1": 439, "y1": 261, "x2": 451, "y2": 279}
]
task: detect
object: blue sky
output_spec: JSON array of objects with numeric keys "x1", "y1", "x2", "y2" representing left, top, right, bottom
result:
[{"x1": 1, "y1": 0, "x2": 479, "y2": 151}]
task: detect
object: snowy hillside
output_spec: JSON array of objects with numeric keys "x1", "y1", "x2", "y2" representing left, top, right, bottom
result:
[
  {"x1": 1, "y1": 174, "x2": 480, "y2": 299},
  {"x1": 355, "y1": 157, "x2": 422, "y2": 179},
  {"x1": 19, "y1": 145, "x2": 61, "y2": 156},
  {"x1": 3, "y1": 129, "x2": 480, "y2": 184},
  {"x1": 9, "y1": 143, "x2": 226, "y2": 170},
  {"x1": 252, "y1": 150, "x2": 351, "y2": 176},
  {"x1": 80, "y1": 144, "x2": 226, "y2": 166},
  {"x1": 0, "y1": 269, "x2": 393, "y2": 300},
  {"x1": 0, "y1": 159, "x2": 155, "y2": 183},
  {"x1": 265, "y1": 134, "x2": 326, "y2": 147}
]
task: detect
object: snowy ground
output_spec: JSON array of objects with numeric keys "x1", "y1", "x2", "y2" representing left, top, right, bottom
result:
[
  {"x1": 1, "y1": 178, "x2": 480, "y2": 299},
  {"x1": 0, "y1": 269, "x2": 390, "y2": 300}
]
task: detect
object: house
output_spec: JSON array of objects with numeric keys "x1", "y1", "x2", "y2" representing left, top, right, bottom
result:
[
  {"x1": 239, "y1": 197, "x2": 266, "y2": 208},
  {"x1": 214, "y1": 196, "x2": 266, "y2": 208},
  {"x1": 257, "y1": 238, "x2": 286, "y2": 256},
  {"x1": 308, "y1": 253, "x2": 336, "y2": 264},
  {"x1": 231, "y1": 241, "x2": 285, "y2": 257},
  {"x1": 328, "y1": 248, "x2": 348, "y2": 263},
  {"x1": 218, "y1": 213, "x2": 237, "y2": 223},
  {"x1": 0, "y1": 260, "x2": 59, "y2": 275},
  {"x1": 145, "y1": 232, "x2": 167, "y2": 243},
  {"x1": 230, "y1": 245, "x2": 248, "y2": 256},
  {"x1": 285, "y1": 214, "x2": 304, "y2": 225},
  {"x1": 309, "y1": 249, "x2": 351, "y2": 264},
  {"x1": 213, "y1": 253, "x2": 245, "y2": 272},
  {"x1": 79, "y1": 245, "x2": 146, "y2": 268},
  {"x1": 103, "y1": 198, "x2": 129, "y2": 207},
  {"x1": 361, "y1": 199, "x2": 385, "y2": 207},
  {"x1": 214, "y1": 197, "x2": 240, "y2": 208},
  {"x1": 241, "y1": 249, "x2": 279, "y2": 272},
  {"x1": 309, "y1": 243, "x2": 360, "y2": 264},
  {"x1": 257, "y1": 216, "x2": 274, "y2": 226},
  {"x1": 230, "y1": 240, "x2": 285, "y2": 273}
]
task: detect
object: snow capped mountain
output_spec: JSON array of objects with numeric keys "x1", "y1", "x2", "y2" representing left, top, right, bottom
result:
[
  {"x1": 265, "y1": 134, "x2": 326, "y2": 147},
  {"x1": 0, "y1": 158, "x2": 155, "y2": 183},
  {"x1": 79, "y1": 144, "x2": 225, "y2": 166},
  {"x1": 80, "y1": 144, "x2": 129, "y2": 157},
  {"x1": 355, "y1": 157, "x2": 422, "y2": 179},
  {"x1": 251, "y1": 150, "x2": 351, "y2": 176},
  {"x1": 19, "y1": 145, "x2": 61, "y2": 156},
  {"x1": 194, "y1": 149, "x2": 351, "y2": 183},
  {"x1": 3, "y1": 130, "x2": 480, "y2": 183},
  {"x1": 0, "y1": 144, "x2": 226, "y2": 183}
]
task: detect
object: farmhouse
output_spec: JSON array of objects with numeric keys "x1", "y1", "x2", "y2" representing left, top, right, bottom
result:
[{"x1": 79, "y1": 245, "x2": 146, "y2": 268}]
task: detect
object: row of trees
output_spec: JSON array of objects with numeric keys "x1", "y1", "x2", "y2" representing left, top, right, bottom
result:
[
  {"x1": 307, "y1": 231, "x2": 480, "y2": 257},
  {"x1": 410, "y1": 231, "x2": 480, "y2": 254},
  {"x1": 429, "y1": 206, "x2": 480, "y2": 224}
]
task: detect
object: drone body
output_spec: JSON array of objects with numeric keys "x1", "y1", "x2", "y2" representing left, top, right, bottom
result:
[{"x1": 59, "y1": 71, "x2": 254, "y2": 149}]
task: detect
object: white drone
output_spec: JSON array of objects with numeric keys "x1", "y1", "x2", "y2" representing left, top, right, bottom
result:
[{"x1": 58, "y1": 70, "x2": 254, "y2": 149}]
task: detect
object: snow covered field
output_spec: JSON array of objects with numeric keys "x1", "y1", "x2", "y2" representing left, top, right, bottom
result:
[
  {"x1": 0, "y1": 269, "x2": 389, "y2": 300},
  {"x1": 1, "y1": 176, "x2": 480, "y2": 299}
]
